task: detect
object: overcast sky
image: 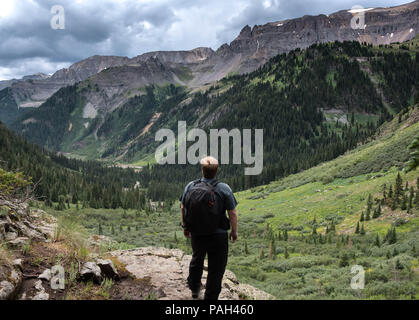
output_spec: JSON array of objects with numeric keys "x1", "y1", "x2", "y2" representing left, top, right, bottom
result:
[{"x1": 0, "y1": 0, "x2": 410, "y2": 80}]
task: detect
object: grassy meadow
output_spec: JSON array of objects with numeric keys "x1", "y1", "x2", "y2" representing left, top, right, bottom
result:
[{"x1": 38, "y1": 107, "x2": 419, "y2": 299}]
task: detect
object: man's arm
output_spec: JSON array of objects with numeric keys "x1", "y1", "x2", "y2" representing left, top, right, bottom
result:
[
  {"x1": 228, "y1": 208, "x2": 238, "y2": 243},
  {"x1": 181, "y1": 204, "x2": 191, "y2": 238}
]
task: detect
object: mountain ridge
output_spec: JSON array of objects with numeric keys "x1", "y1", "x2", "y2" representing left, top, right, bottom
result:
[{"x1": 0, "y1": 0, "x2": 417, "y2": 117}]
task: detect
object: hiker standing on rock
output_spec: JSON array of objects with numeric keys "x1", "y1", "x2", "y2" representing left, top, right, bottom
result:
[{"x1": 180, "y1": 156, "x2": 238, "y2": 300}]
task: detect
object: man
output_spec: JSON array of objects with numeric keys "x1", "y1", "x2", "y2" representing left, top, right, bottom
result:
[{"x1": 180, "y1": 156, "x2": 238, "y2": 300}]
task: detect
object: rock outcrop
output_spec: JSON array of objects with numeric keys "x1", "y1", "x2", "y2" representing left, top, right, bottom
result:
[
  {"x1": 111, "y1": 247, "x2": 274, "y2": 300},
  {"x1": 0, "y1": 201, "x2": 56, "y2": 300}
]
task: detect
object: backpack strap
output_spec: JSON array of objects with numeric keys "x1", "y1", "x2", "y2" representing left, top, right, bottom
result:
[{"x1": 209, "y1": 179, "x2": 219, "y2": 187}]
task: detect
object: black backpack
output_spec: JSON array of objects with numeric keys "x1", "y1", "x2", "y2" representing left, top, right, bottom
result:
[{"x1": 184, "y1": 179, "x2": 229, "y2": 234}]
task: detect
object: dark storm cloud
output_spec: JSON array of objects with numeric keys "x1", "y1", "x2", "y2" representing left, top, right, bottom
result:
[{"x1": 0, "y1": 0, "x2": 410, "y2": 79}]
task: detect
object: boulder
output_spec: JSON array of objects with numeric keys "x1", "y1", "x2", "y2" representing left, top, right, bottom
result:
[
  {"x1": 38, "y1": 269, "x2": 52, "y2": 281},
  {"x1": 0, "y1": 269, "x2": 22, "y2": 300},
  {"x1": 96, "y1": 259, "x2": 119, "y2": 280},
  {"x1": 5, "y1": 232, "x2": 18, "y2": 241},
  {"x1": 12, "y1": 259, "x2": 23, "y2": 271},
  {"x1": 8, "y1": 237, "x2": 29, "y2": 248},
  {"x1": 80, "y1": 262, "x2": 103, "y2": 284},
  {"x1": 32, "y1": 280, "x2": 49, "y2": 300}
]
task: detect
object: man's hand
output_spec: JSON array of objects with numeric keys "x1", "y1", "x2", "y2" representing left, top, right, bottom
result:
[
  {"x1": 230, "y1": 231, "x2": 238, "y2": 243},
  {"x1": 228, "y1": 209, "x2": 238, "y2": 243},
  {"x1": 184, "y1": 230, "x2": 191, "y2": 238}
]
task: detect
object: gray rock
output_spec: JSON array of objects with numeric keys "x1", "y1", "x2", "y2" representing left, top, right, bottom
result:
[
  {"x1": 32, "y1": 280, "x2": 49, "y2": 300},
  {"x1": 0, "y1": 269, "x2": 22, "y2": 300},
  {"x1": 32, "y1": 291, "x2": 49, "y2": 300},
  {"x1": 38, "y1": 269, "x2": 52, "y2": 281},
  {"x1": 0, "y1": 281, "x2": 15, "y2": 300},
  {"x1": 34, "y1": 280, "x2": 44, "y2": 291},
  {"x1": 5, "y1": 232, "x2": 18, "y2": 241},
  {"x1": 97, "y1": 259, "x2": 119, "y2": 280},
  {"x1": 80, "y1": 262, "x2": 103, "y2": 284},
  {"x1": 8, "y1": 237, "x2": 29, "y2": 248},
  {"x1": 12, "y1": 259, "x2": 24, "y2": 271}
]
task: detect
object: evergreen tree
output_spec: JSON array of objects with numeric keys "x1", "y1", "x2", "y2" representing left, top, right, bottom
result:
[
  {"x1": 407, "y1": 187, "x2": 414, "y2": 212},
  {"x1": 269, "y1": 240, "x2": 276, "y2": 260},
  {"x1": 259, "y1": 247, "x2": 265, "y2": 260},
  {"x1": 360, "y1": 224, "x2": 366, "y2": 235},
  {"x1": 400, "y1": 194, "x2": 407, "y2": 210},
  {"x1": 394, "y1": 173, "x2": 403, "y2": 203},
  {"x1": 244, "y1": 241, "x2": 249, "y2": 255},
  {"x1": 284, "y1": 247, "x2": 289, "y2": 259},
  {"x1": 339, "y1": 253, "x2": 349, "y2": 267},
  {"x1": 355, "y1": 222, "x2": 360, "y2": 234},
  {"x1": 374, "y1": 234, "x2": 381, "y2": 247},
  {"x1": 373, "y1": 203, "x2": 381, "y2": 218}
]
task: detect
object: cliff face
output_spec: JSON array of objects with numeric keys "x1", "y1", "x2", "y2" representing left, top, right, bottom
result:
[{"x1": 1, "y1": 1, "x2": 417, "y2": 115}]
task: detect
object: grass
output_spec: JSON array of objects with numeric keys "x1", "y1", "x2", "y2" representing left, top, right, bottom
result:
[{"x1": 37, "y1": 106, "x2": 419, "y2": 299}]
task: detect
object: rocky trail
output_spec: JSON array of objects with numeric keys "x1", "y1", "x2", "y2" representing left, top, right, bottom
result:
[{"x1": 0, "y1": 201, "x2": 273, "y2": 300}]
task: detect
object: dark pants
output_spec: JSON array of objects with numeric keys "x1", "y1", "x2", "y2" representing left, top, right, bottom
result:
[{"x1": 187, "y1": 233, "x2": 228, "y2": 300}]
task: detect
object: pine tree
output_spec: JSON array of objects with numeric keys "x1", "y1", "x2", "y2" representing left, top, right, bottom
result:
[
  {"x1": 269, "y1": 240, "x2": 276, "y2": 260},
  {"x1": 395, "y1": 259, "x2": 404, "y2": 270},
  {"x1": 360, "y1": 223, "x2": 366, "y2": 235},
  {"x1": 244, "y1": 241, "x2": 249, "y2": 255},
  {"x1": 355, "y1": 221, "x2": 360, "y2": 234},
  {"x1": 394, "y1": 172, "x2": 403, "y2": 203},
  {"x1": 401, "y1": 194, "x2": 407, "y2": 210},
  {"x1": 388, "y1": 184, "x2": 393, "y2": 199},
  {"x1": 360, "y1": 211, "x2": 365, "y2": 222},
  {"x1": 339, "y1": 253, "x2": 349, "y2": 267},
  {"x1": 385, "y1": 226, "x2": 397, "y2": 244},
  {"x1": 284, "y1": 247, "x2": 289, "y2": 259},
  {"x1": 373, "y1": 203, "x2": 381, "y2": 218},
  {"x1": 374, "y1": 234, "x2": 380, "y2": 247},
  {"x1": 259, "y1": 247, "x2": 265, "y2": 260},
  {"x1": 407, "y1": 187, "x2": 414, "y2": 212},
  {"x1": 367, "y1": 193, "x2": 373, "y2": 211}
]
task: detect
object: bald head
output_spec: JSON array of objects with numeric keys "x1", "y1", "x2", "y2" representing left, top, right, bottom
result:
[{"x1": 200, "y1": 156, "x2": 219, "y2": 179}]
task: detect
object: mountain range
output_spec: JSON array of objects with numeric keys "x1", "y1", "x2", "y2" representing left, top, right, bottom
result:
[{"x1": 0, "y1": 1, "x2": 417, "y2": 118}]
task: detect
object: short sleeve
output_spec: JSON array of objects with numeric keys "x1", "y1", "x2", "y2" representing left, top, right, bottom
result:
[
  {"x1": 219, "y1": 183, "x2": 238, "y2": 211},
  {"x1": 179, "y1": 181, "x2": 194, "y2": 205}
]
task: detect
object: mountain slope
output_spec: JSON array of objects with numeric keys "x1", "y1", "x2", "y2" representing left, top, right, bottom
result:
[{"x1": 10, "y1": 40, "x2": 418, "y2": 195}]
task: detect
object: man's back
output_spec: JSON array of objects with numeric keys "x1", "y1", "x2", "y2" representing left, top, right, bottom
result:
[{"x1": 180, "y1": 178, "x2": 237, "y2": 235}]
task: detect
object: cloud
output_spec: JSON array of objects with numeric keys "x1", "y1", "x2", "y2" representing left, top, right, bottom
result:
[{"x1": 0, "y1": 0, "x2": 410, "y2": 79}]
